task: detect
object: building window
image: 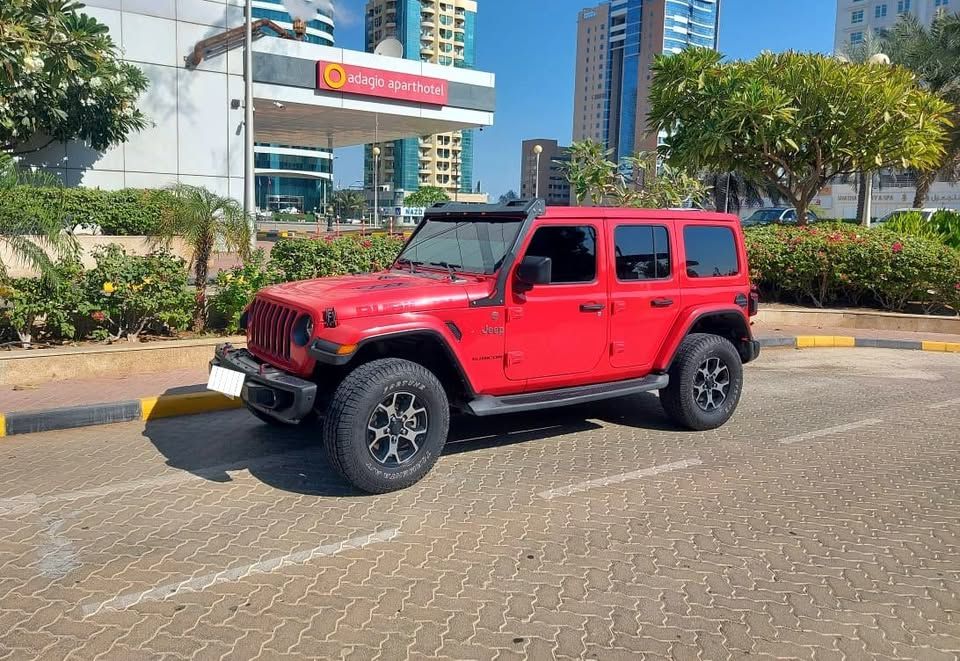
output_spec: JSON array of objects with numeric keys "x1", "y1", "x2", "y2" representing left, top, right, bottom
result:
[
  {"x1": 851, "y1": 9, "x2": 864, "y2": 22},
  {"x1": 935, "y1": 0, "x2": 949, "y2": 6},
  {"x1": 875, "y1": 4, "x2": 887, "y2": 17},
  {"x1": 897, "y1": 0, "x2": 911, "y2": 12},
  {"x1": 850, "y1": 31, "x2": 864, "y2": 43}
]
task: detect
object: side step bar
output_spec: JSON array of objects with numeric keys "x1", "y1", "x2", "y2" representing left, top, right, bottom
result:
[{"x1": 466, "y1": 374, "x2": 669, "y2": 417}]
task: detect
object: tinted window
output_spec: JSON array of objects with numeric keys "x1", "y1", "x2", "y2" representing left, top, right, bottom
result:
[
  {"x1": 683, "y1": 226, "x2": 739, "y2": 278},
  {"x1": 615, "y1": 226, "x2": 671, "y2": 281},
  {"x1": 525, "y1": 225, "x2": 597, "y2": 283},
  {"x1": 397, "y1": 219, "x2": 522, "y2": 275}
]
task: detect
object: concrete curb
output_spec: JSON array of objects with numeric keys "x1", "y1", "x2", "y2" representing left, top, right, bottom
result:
[
  {"x1": 0, "y1": 392, "x2": 241, "y2": 438},
  {"x1": 0, "y1": 335, "x2": 957, "y2": 438},
  {"x1": 759, "y1": 335, "x2": 960, "y2": 352}
]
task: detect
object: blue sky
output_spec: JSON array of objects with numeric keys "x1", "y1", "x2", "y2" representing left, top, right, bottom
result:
[{"x1": 333, "y1": 0, "x2": 838, "y2": 199}]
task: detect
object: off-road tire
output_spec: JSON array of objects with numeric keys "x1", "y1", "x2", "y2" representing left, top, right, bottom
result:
[
  {"x1": 322, "y1": 358, "x2": 450, "y2": 493},
  {"x1": 660, "y1": 333, "x2": 743, "y2": 431}
]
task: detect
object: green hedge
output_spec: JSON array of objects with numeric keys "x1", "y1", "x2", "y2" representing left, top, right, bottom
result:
[
  {"x1": 270, "y1": 234, "x2": 405, "y2": 282},
  {"x1": 746, "y1": 223, "x2": 960, "y2": 313},
  {"x1": 0, "y1": 186, "x2": 177, "y2": 235}
]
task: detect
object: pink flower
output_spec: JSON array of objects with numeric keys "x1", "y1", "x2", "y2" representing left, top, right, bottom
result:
[
  {"x1": 955, "y1": 282, "x2": 960, "y2": 291},
  {"x1": 361, "y1": 239, "x2": 373, "y2": 248},
  {"x1": 91, "y1": 311, "x2": 106, "y2": 322},
  {"x1": 892, "y1": 241, "x2": 904, "y2": 254}
]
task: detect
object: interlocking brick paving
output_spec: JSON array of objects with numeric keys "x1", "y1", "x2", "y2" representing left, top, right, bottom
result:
[{"x1": 1, "y1": 348, "x2": 959, "y2": 660}]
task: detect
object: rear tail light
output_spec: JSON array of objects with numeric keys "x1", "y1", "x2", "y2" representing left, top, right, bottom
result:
[{"x1": 749, "y1": 286, "x2": 760, "y2": 317}]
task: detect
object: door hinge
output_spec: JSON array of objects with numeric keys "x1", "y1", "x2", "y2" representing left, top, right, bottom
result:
[
  {"x1": 612, "y1": 300, "x2": 627, "y2": 315},
  {"x1": 506, "y1": 351, "x2": 524, "y2": 366},
  {"x1": 611, "y1": 341, "x2": 626, "y2": 355},
  {"x1": 507, "y1": 307, "x2": 524, "y2": 321}
]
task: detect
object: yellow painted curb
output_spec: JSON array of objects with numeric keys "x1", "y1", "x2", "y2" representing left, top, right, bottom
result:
[
  {"x1": 922, "y1": 341, "x2": 960, "y2": 353},
  {"x1": 0, "y1": 414, "x2": 5, "y2": 438},
  {"x1": 141, "y1": 392, "x2": 243, "y2": 421},
  {"x1": 796, "y1": 336, "x2": 857, "y2": 349}
]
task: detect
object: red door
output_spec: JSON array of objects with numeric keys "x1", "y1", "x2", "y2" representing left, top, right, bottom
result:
[
  {"x1": 608, "y1": 223, "x2": 681, "y2": 369},
  {"x1": 504, "y1": 222, "x2": 608, "y2": 382}
]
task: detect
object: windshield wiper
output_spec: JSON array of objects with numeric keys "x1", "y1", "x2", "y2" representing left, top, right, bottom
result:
[
  {"x1": 428, "y1": 261, "x2": 464, "y2": 281},
  {"x1": 394, "y1": 257, "x2": 423, "y2": 273}
]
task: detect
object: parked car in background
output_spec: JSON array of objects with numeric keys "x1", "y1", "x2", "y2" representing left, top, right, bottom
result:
[
  {"x1": 742, "y1": 208, "x2": 818, "y2": 227},
  {"x1": 874, "y1": 208, "x2": 941, "y2": 225}
]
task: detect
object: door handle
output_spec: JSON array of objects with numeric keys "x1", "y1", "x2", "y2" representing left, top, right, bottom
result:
[
  {"x1": 580, "y1": 303, "x2": 605, "y2": 312},
  {"x1": 651, "y1": 298, "x2": 674, "y2": 308}
]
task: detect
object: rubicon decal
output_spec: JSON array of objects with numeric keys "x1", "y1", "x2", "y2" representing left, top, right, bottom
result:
[{"x1": 316, "y1": 61, "x2": 449, "y2": 105}]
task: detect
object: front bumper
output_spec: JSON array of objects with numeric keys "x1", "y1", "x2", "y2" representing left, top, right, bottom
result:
[{"x1": 211, "y1": 344, "x2": 318, "y2": 424}]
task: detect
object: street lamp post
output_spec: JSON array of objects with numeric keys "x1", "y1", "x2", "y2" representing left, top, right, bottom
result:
[
  {"x1": 533, "y1": 144, "x2": 543, "y2": 198},
  {"x1": 372, "y1": 146, "x2": 381, "y2": 228},
  {"x1": 861, "y1": 52, "x2": 892, "y2": 228},
  {"x1": 243, "y1": 0, "x2": 256, "y2": 250}
]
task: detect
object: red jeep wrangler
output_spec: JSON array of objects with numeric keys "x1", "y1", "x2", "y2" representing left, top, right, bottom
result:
[{"x1": 210, "y1": 200, "x2": 760, "y2": 493}]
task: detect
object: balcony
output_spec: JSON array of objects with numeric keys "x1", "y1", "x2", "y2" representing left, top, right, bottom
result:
[{"x1": 421, "y1": 16, "x2": 435, "y2": 27}]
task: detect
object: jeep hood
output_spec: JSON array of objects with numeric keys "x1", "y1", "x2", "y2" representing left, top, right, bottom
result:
[{"x1": 256, "y1": 271, "x2": 494, "y2": 319}]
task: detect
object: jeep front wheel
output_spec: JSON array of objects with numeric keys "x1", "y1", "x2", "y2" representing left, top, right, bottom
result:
[
  {"x1": 660, "y1": 333, "x2": 743, "y2": 431},
  {"x1": 322, "y1": 358, "x2": 450, "y2": 493}
]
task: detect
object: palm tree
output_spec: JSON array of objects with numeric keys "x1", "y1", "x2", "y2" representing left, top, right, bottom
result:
[
  {"x1": 155, "y1": 184, "x2": 251, "y2": 331},
  {"x1": 0, "y1": 153, "x2": 76, "y2": 282},
  {"x1": 886, "y1": 12, "x2": 960, "y2": 208},
  {"x1": 702, "y1": 171, "x2": 775, "y2": 215},
  {"x1": 332, "y1": 189, "x2": 366, "y2": 220}
]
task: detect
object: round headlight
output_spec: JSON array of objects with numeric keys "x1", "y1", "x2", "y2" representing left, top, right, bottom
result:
[{"x1": 292, "y1": 314, "x2": 313, "y2": 347}]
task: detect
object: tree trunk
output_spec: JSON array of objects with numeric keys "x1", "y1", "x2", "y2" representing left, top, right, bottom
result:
[
  {"x1": 913, "y1": 171, "x2": 935, "y2": 208},
  {"x1": 796, "y1": 199, "x2": 810, "y2": 226},
  {"x1": 856, "y1": 171, "x2": 869, "y2": 225},
  {"x1": 193, "y1": 241, "x2": 211, "y2": 332}
]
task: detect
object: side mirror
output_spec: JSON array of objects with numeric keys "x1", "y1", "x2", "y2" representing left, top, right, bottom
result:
[{"x1": 516, "y1": 255, "x2": 552, "y2": 286}]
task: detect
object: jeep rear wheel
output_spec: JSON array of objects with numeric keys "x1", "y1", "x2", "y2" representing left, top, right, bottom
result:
[
  {"x1": 660, "y1": 333, "x2": 743, "y2": 431},
  {"x1": 322, "y1": 358, "x2": 449, "y2": 494}
]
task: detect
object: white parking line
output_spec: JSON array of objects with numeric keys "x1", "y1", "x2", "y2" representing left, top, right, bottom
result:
[
  {"x1": 537, "y1": 459, "x2": 702, "y2": 500},
  {"x1": 82, "y1": 528, "x2": 399, "y2": 617},
  {"x1": 0, "y1": 452, "x2": 303, "y2": 517},
  {"x1": 777, "y1": 419, "x2": 883, "y2": 445},
  {"x1": 928, "y1": 398, "x2": 960, "y2": 410}
]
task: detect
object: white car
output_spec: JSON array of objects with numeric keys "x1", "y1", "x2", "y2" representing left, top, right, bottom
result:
[{"x1": 875, "y1": 208, "x2": 942, "y2": 224}]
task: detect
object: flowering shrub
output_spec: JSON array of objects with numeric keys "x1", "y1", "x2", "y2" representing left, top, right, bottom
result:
[
  {"x1": 270, "y1": 233, "x2": 405, "y2": 282},
  {"x1": 84, "y1": 245, "x2": 193, "y2": 341},
  {"x1": 212, "y1": 250, "x2": 280, "y2": 333},
  {"x1": 746, "y1": 223, "x2": 960, "y2": 313},
  {"x1": 0, "y1": 261, "x2": 87, "y2": 347}
]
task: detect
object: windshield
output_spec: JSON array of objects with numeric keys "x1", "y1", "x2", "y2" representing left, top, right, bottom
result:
[
  {"x1": 395, "y1": 218, "x2": 523, "y2": 275},
  {"x1": 745, "y1": 209, "x2": 784, "y2": 223}
]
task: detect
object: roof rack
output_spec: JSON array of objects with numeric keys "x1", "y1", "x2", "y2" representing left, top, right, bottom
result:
[{"x1": 424, "y1": 198, "x2": 546, "y2": 218}]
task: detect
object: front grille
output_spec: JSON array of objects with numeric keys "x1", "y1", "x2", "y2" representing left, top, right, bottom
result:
[{"x1": 248, "y1": 297, "x2": 298, "y2": 364}]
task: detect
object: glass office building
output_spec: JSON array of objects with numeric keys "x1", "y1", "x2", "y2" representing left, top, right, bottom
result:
[
  {"x1": 575, "y1": 0, "x2": 720, "y2": 160},
  {"x1": 252, "y1": 0, "x2": 335, "y2": 213}
]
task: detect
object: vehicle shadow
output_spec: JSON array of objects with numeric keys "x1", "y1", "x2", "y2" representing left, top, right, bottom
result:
[{"x1": 141, "y1": 388, "x2": 678, "y2": 498}]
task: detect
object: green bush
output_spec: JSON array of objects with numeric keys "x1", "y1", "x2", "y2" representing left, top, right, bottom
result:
[
  {"x1": 929, "y1": 210, "x2": 960, "y2": 250},
  {"x1": 0, "y1": 260, "x2": 87, "y2": 347},
  {"x1": 212, "y1": 250, "x2": 280, "y2": 333},
  {"x1": 270, "y1": 234, "x2": 405, "y2": 282},
  {"x1": 0, "y1": 187, "x2": 177, "y2": 235},
  {"x1": 85, "y1": 245, "x2": 193, "y2": 341},
  {"x1": 746, "y1": 223, "x2": 960, "y2": 313}
]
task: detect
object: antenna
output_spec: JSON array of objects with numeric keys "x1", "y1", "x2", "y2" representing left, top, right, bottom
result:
[{"x1": 374, "y1": 38, "x2": 404, "y2": 58}]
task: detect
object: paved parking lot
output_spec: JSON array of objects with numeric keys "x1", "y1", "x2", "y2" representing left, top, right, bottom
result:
[{"x1": 1, "y1": 348, "x2": 960, "y2": 660}]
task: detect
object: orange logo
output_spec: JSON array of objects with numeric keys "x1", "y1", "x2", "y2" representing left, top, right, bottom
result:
[{"x1": 322, "y1": 63, "x2": 346, "y2": 89}]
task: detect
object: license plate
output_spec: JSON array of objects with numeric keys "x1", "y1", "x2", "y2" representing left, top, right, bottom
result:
[{"x1": 207, "y1": 365, "x2": 245, "y2": 398}]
